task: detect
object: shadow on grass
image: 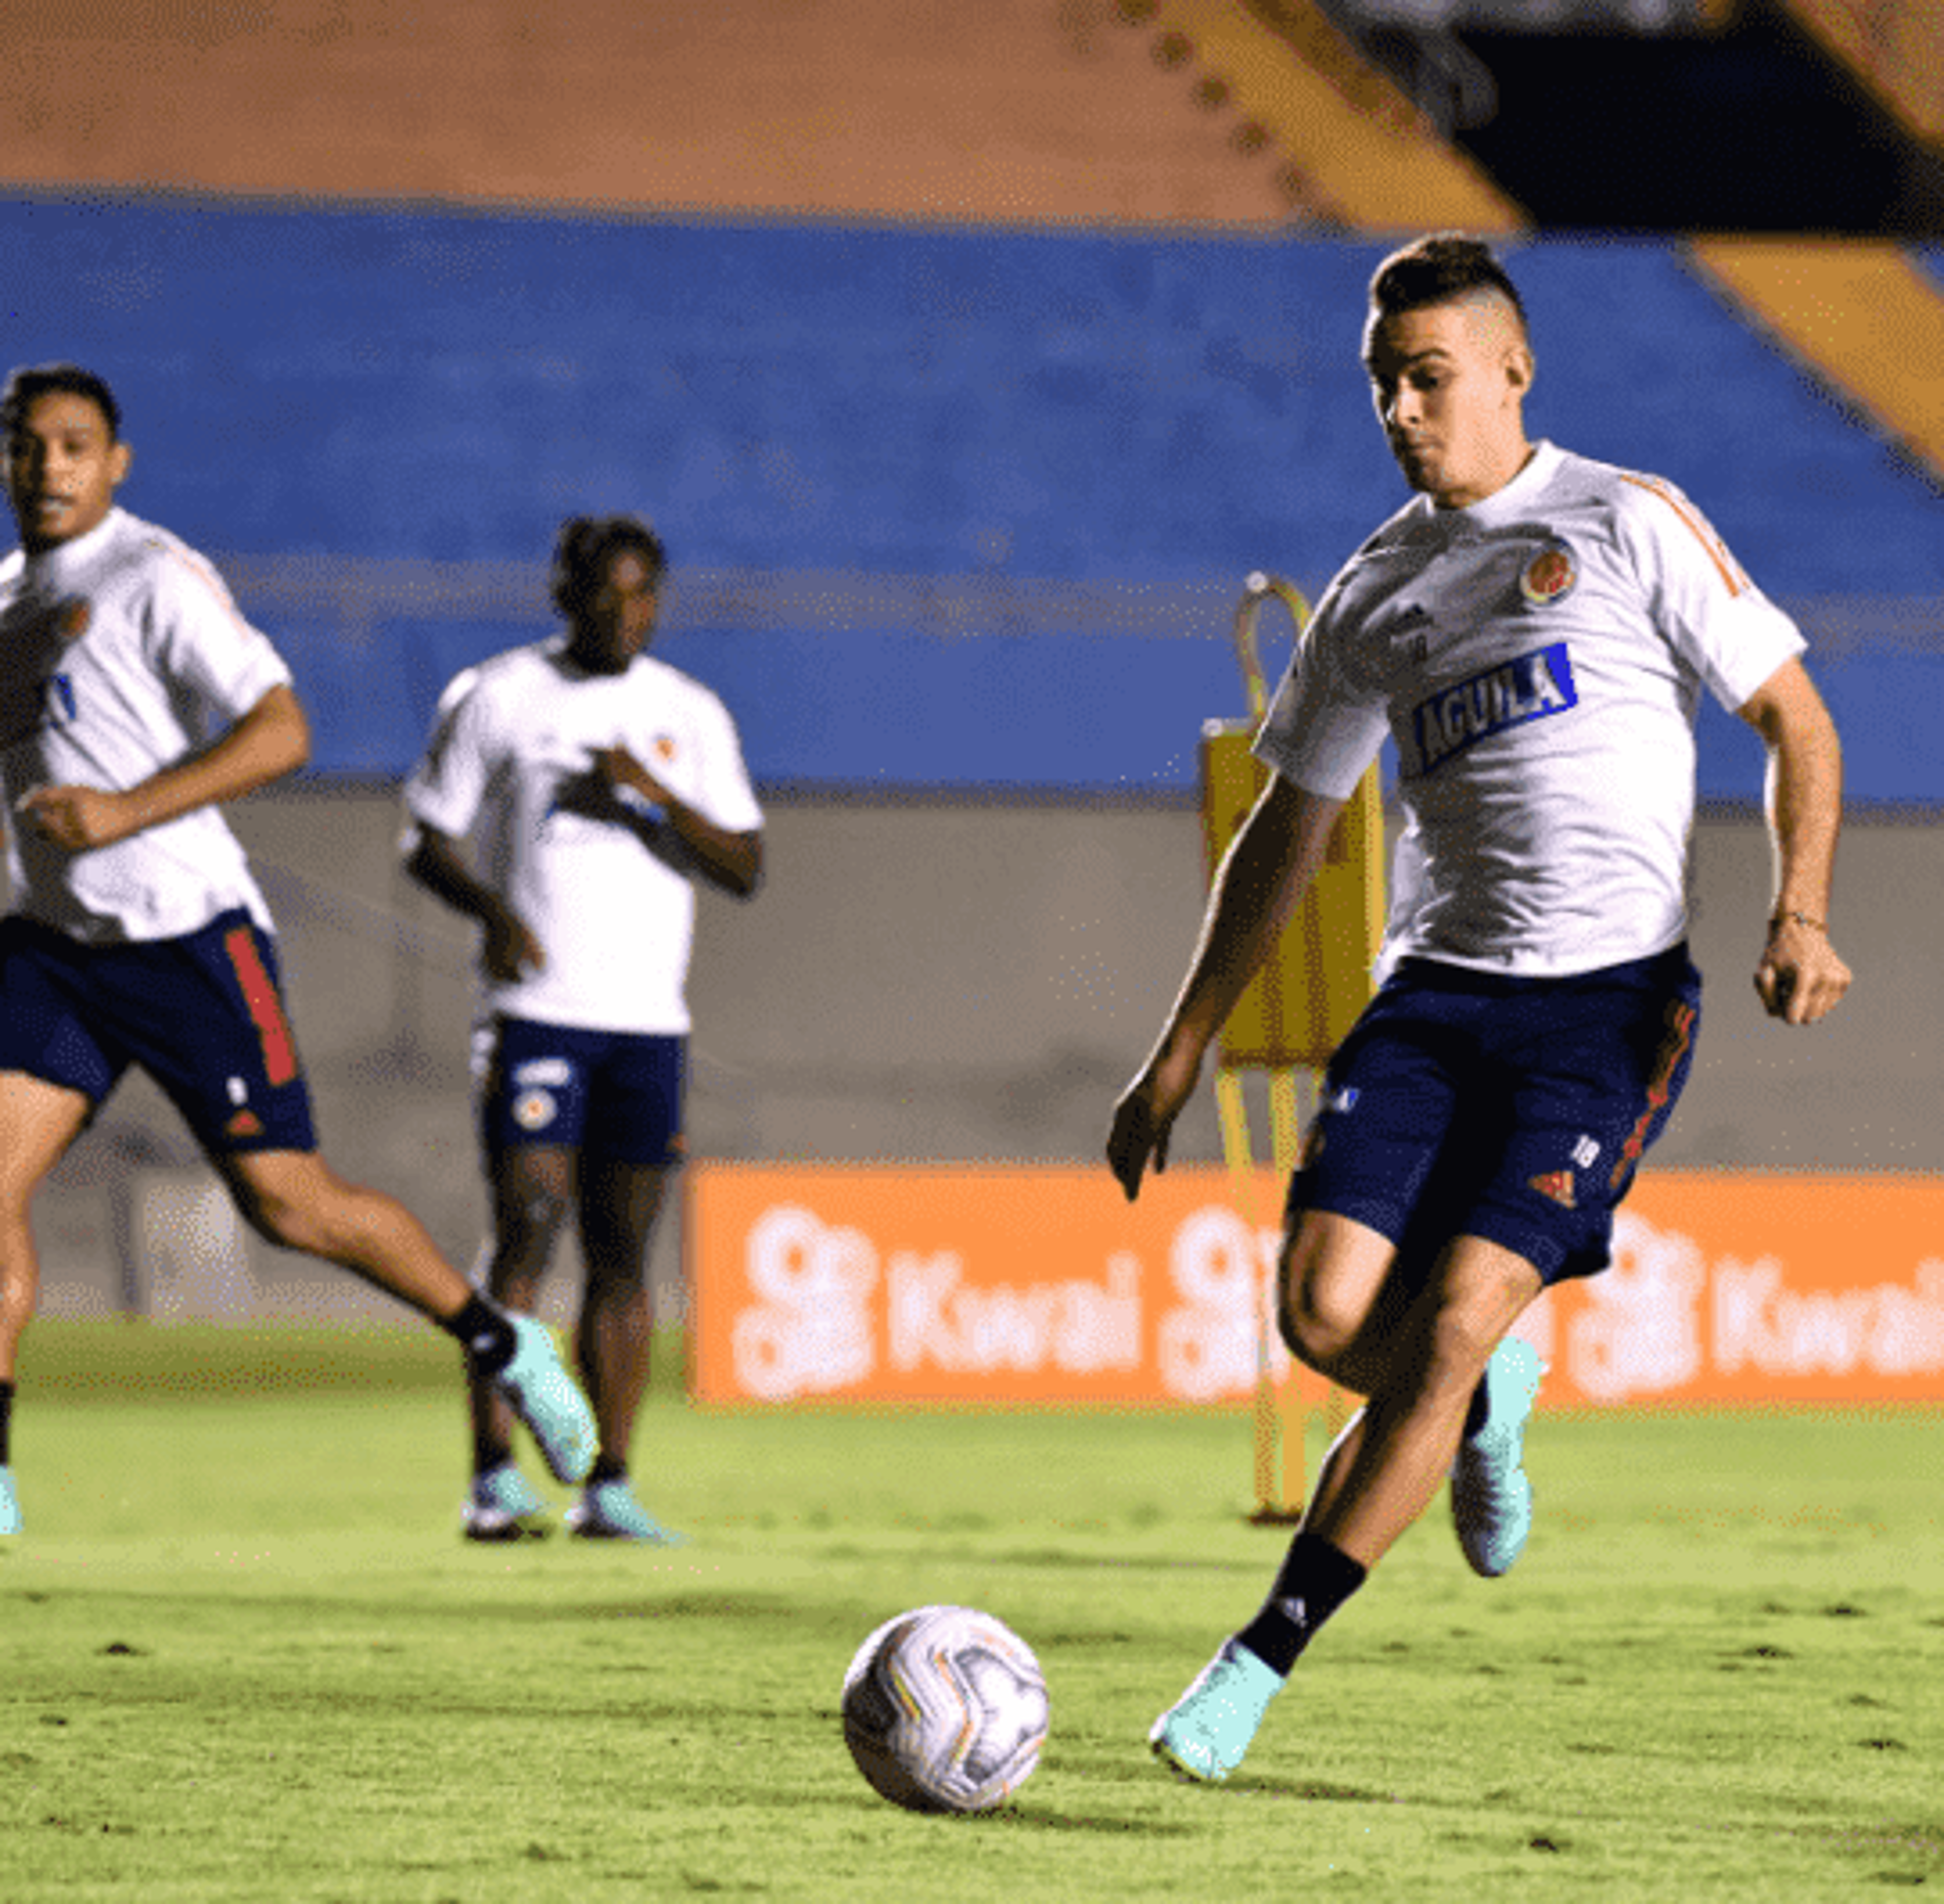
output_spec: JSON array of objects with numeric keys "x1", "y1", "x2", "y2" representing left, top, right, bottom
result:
[
  {"x1": 981, "y1": 1805, "x2": 1197, "y2": 1837},
  {"x1": 0, "y1": 1582, "x2": 829, "y2": 1629},
  {"x1": 1222, "y1": 1774, "x2": 1404, "y2": 1803},
  {"x1": 979, "y1": 1546, "x2": 1270, "y2": 1575},
  {"x1": 1056, "y1": 1746, "x2": 1402, "y2": 1808}
]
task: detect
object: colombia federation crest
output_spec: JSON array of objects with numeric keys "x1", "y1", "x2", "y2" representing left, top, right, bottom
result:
[{"x1": 1520, "y1": 545, "x2": 1576, "y2": 605}]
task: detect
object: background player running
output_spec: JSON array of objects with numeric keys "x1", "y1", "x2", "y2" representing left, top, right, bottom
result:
[
  {"x1": 1106, "y1": 236, "x2": 1850, "y2": 1783},
  {"x1": 0, "y1": 362, "x2": 596, "y2": 1538},
  {"x1": 403, "y1": 513, "x2": 763, "y2": 1542}
]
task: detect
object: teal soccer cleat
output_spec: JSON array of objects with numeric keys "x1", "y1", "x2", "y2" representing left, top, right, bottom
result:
[
  {"x1": 496, "y1": 1317, "x2": 598, "y2": 1486},
  {"x1": 1149, "y1": 1638, "x2": 1284, "y2": 1783},
  {"x1": 0, "y1": 1466, "x2": 18, "y2": 1536},
  {"x1": 1451, "y1": 1334, "x2": 1546, "y2": 1577},
  {"x1": 461, "y1": 1462, "x2": 551, "y2": 1543},
  {"x1": 565, "y1": 1479, "x2": 683, "y2": 1544}
]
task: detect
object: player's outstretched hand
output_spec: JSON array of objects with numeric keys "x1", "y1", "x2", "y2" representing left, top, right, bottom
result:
[
  {"x1": 1106, "y1": 1041, "x2": 1202, "y2": 1203},
  {"x1": 1754, "y1": 917, "x2": 1851, "y2": 1025}
]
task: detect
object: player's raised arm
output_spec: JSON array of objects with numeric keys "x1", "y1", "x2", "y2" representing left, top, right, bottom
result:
[
  {"x1": 1737, "y1": 655, "x2": 1850, "y2": 1025},
  {"x1": 587, "y1": 743, "x2": 764, "y2": 898},
  {"x1": 1107, "y1": 773, "x2": 1345, "y2": 1200}
]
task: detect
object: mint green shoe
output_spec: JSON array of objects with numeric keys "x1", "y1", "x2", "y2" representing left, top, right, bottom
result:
[
  {"x1": 1149, "y1": 1638, "x2": 1284, "y2": 1783},
  {"x1": 461, "y1": 1462, "x2": 551, "y2": 1543},
  {"x1": 496, "y1": 1318, "x2": 597, "y2": 1485},
  {"x1": 0, "y1": 1466, "x2": 19, "y2": 1536},
  {"x1": 564, "y1": 1479, "x2": 682, "y2": 1544},
  {"x1": 1451, "y1": 1335, "x2": 1546, "y2": 1578}
]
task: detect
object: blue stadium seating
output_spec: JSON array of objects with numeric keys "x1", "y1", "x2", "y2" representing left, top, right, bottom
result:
[{"x1": 3, "y1": 198, "x2": 1936, "y2": 800}]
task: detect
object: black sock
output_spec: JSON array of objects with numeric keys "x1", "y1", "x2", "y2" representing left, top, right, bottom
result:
[
  {"x1": 445, "y1": 1295, "x2": 518, "y2": 1376},
  {"x1": 1234, "y1": 1532, "x2": 1368, "y2": 1677},
  {"x1": 0, "y1": 1380, "x2": 13, "y2": 1466},
  {"x1": 1464, "y1": 1376, "x2": 1490, "y2": 1440},
  {"x1": 589, "y1": 1454, "x2": 627, "y2": 1487}
]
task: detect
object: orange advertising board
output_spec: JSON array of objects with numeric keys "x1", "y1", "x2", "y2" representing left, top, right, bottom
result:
[{"x1": 686, "y1": 1164, "x2": 1944, "y2": 1410}]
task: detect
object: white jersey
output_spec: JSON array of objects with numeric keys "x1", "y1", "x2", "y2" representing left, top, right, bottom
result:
[
  {"x1": 403, "y1": 638, "x2": 763, "y2": 1034},
  {"x1": 0, "y1": 508, "x2": 291, "y2": 944},
  {"x1": 1255, "y1": 442, "x2": 1805, "y2": 978}
]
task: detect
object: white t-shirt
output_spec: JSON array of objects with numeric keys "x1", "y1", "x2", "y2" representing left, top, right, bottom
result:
[
  {"x1": 1254, "y1": 442, "x2": 1805, "y2": 978},
  {"x1": 403, "y1": 639, "x2": 763, "y2": 1034},
  {"x1": 0, "y1": 508, "x2": 291, "y2": 943}
]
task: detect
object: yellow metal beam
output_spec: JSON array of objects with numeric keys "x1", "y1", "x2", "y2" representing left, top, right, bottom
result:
[
  {"x1": 1688, "y1": 236, "x2": 1944, "y2": 490},
  {"x1": 1145, "y1": 0, "x2": 1525, "y2": 234},
  {"x1": 1781, "y1": 0, "x2": 1944, "y2": 148}
]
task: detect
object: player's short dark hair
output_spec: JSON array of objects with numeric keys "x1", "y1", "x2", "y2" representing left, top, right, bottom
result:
[
  {"x1": 0, "y1": 362, "x2": 125, "y2": 441},
  {"x1": 1368, "y1": 234, "x2": 1528, "y2": 334},
  {"x1": 550, "y1": 514, "x2": 668, "y2": 620}
]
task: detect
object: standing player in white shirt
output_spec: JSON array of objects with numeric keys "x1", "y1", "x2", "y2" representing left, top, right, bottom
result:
[
  {"x1": 1106, "y1": 236, "x2": 1852, "y2": 1783},
  {"x1": 0, "y1": 363, "x2": 597, "y2": 1538},
  {"x1": 402, "y1": 514, "x2": 763, "y2": 1542}
]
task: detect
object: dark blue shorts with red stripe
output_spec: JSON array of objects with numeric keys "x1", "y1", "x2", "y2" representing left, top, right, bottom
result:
[
  {"x1": 1287, "y1": 943, "x2": 1702, "y2": 1288},
  {"x1": 0, "y1": 908, "x2": 317, "y2": 1154}
]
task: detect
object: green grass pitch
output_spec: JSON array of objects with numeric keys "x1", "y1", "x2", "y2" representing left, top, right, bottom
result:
[{"x1": 3, "y1": 1321, "x2": 1941, "y2": 1902}]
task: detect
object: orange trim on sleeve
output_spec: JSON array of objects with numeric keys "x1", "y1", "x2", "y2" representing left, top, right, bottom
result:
[
  {"x1": 163, "y1": 544, "x2": 258, "y2": 641},
  {"x1": 1619, "y1": 473, "x2": 1749, "y2": 597}
]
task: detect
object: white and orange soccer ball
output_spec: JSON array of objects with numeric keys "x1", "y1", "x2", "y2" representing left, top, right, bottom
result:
[{"x1": 841, "y1": 1604, "x2": 1049, "y2": 1813}]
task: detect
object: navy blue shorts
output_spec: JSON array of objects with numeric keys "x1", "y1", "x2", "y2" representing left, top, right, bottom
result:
[
  {"x1": 474, "y1": 1016, "x2": 685, "y2": 1168},
  {"x1": 1287, "y1": 944, "x2": 1702, "y2": 1287},
  {"x1": 0, "y1": 908, "x2": 318, "y2": 1154}
]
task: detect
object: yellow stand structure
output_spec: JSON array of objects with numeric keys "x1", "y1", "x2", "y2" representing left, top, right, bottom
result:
[{"x1": 1199, "y1": 574, "x2": 1386, "y2": 1523}]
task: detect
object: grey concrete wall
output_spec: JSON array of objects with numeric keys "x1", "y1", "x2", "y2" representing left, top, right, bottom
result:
[{"x1": 26, "y1": 786, "x2": 1940, "y2": 1324}]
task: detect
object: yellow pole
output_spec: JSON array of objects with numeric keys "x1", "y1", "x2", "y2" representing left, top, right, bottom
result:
[
  {"x1": 1200, "y1": 571, "x2": 1386, "y2": 1525},
  {"x1": 1213, "y1": 1069, "x2": 1283, "y2": 1518}
]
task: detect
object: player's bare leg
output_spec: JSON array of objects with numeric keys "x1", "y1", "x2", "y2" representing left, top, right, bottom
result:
[
  {"x1": 454, "y1": 1143, "x2": 573, "y2": 1537},
  {"x1": 0, "y1": 1073, "x2": 92, "y2": 1383},
  {"x1": 1152, "y1": 1210, "x2": 1391, "y2": 1777},
  {"x1": 0, "y1": 1073, "x2": 93, "y2": 1534},
  {"x1": 1288, "y1": 1233, "x2": 1543, "y2": 1568},
  {"x1": 219, "y1": 1146, "x2": 594, "y2": 1488},
  {"x1": 1151, "y1": 1219, "x2": 1541, "y2": 1780},
  {"x1": 575, "y1": 1157, "x2": 668, "y2": 1464},
  {"x1": 469, "y1": 1144, "x2": 573, "y2": 1462},
  {"x1": 220, "y1": 1148, "x2": 475, "y2": 1317},
  {"x1": 565, "y1": 1157, "x2": 679, "y2": 1542}
]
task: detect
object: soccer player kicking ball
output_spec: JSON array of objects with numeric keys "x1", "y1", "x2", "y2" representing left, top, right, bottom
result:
[
  {"x1": 0, "y1": 364, "x2": 597, "y2": 1538},
  {"x1": 1107, "y1": 236, "x2": 1851, "y2": 1783}
]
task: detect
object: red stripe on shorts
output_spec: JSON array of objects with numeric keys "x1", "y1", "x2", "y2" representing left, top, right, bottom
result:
[{"x1": 223, "y1": 925, "x2": 298, "y2": 1086}]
